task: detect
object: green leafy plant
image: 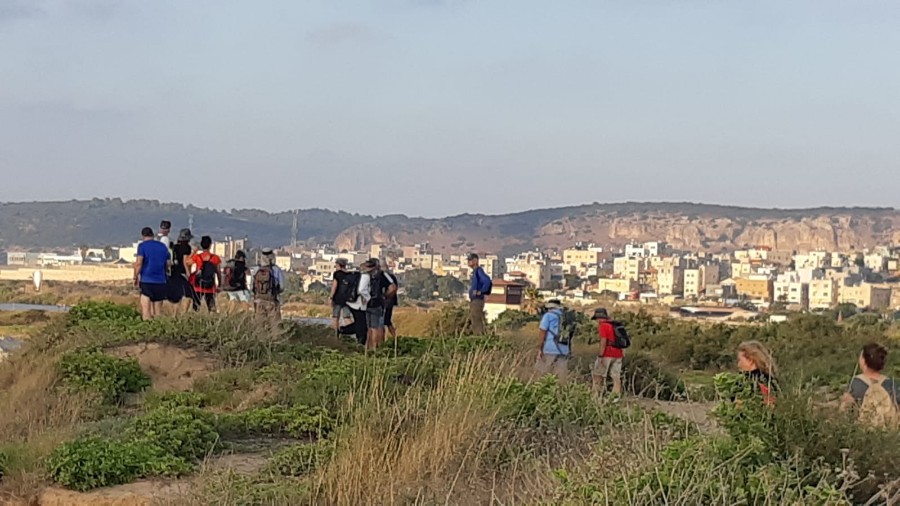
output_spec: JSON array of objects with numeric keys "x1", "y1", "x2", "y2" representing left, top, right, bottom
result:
[
  {"x1": 265, "y1": 441, "x2": 334, "y2": 476},
  {"x1": 58, "y1": 349, "x2": 150, "y2": 403},
  {"x1": 125, "y1": 407, "x2": 219, "y2": 461},
  {"x1": 47, "y1": 437, "x2": 191, "y2": 492},
  {"x1": 144, "y1": 391, "x2": 209, "y2": 410},
  {"x1": 68, "y1": 300, "x2": 140, "y2": 325},
  {"x1": 215, "y1": 405, "x2": 333, "y2": 439}
]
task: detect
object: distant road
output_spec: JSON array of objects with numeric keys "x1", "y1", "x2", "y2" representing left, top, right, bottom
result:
[{"x1": 0, "y1": 303, "x2": 71, "y2": 312}]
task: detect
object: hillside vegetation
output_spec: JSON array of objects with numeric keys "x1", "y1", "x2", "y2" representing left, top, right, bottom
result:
[
  {"x1": 0, "y1": 301, "x2": 898, "y2": 504},
  {"x1": 1, "y1": 198, "x2": 897, "y2": 254}
]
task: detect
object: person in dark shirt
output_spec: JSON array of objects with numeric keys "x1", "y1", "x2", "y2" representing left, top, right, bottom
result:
[
  {"x1": 133, "y1": 227, "x2": 170, "y2": 320},
  {"x1": 329, "y1": 258, "x2": 352, "y2": 333},
  {"x1": 736, "y1": 341, "x2": 778, "y2": 405},
  {"x1": 382, "y1": 263, "x2": 399, "y2": 340},
  {"x1": 224, "y1": 250, "x2": 251, "y2": 307},
  {"x1": 168, "y1": 228, "x2": 197, "y2": 309}
]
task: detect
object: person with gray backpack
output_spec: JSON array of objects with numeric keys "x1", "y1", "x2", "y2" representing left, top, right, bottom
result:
[
  {"x1": 536, "y1": 299, "x2": 573, "y2": 380},
  {"x1": 841, "y1": 343, "x2": 899, "y2": 429}
]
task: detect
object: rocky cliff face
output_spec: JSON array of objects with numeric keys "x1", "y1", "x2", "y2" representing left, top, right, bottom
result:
[{"x1": 333, "y1": 204, "x2": 900, "y2": 254}]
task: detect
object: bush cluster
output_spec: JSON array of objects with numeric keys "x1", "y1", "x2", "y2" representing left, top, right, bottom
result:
[
  {"x1": 58, "y1": 349, "x2": 150, "y2": 403},
  {"x1": 215, "y1": 405, "x2": 333, "y2": 439},
  {"x1": 265, "y1": 441, "x2": 334, "y2": 477},
  {"x1": 47, "y1": 437, "x2": 191, "y2": 492}
]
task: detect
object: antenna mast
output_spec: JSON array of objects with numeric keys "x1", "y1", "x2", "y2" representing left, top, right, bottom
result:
[{"x1": 291, "y1": 210, "x2": 299, "y2": 247}]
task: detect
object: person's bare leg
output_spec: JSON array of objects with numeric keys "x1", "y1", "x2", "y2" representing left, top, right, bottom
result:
[
  {"x1": 151, "y1": 300, "x2": 163, "y2": 319},
  {"x1": 611, "y1": 376, "x2": 622, "y2": 395},
  {"x1": 140, "y1": 295, "x2": 152, "y2": 321}
]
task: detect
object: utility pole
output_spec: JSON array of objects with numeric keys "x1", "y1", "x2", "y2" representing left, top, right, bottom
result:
[
  {"x1": 188, "y1": 213, "x2": 194, "y2": 232},
  {"x1": 291, "y1": 209, "x2": 298, "y2": 248}
]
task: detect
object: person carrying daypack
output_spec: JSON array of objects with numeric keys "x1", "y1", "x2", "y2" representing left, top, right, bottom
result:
[
  {"x1": 841, "y1": 343, "x2": 899, "y2": 429},
  {"x1": 329, "y1": 258, "x2": 355, "y2": 334},
  {"x1": 467, "y1": 253, "x2": 492, "y2": 336},
  {"x1": 591, "y1": 308, "x2": 629, "y2": 396},
  {"x1": 224, "y1": 250, "x2": 251, "y2": 306},
  {"x1": 253, "y1": 249, "x2": 284, "y2": 321},
  {"x1": 536, "y1": 299, "x2": 570, "y2": 380},
  {"x1": 363, "y1": 259, "x2": 397, "y2": 349},
  {"x1": 190, "y1": 236, "x2": 222, "y2": 312}
]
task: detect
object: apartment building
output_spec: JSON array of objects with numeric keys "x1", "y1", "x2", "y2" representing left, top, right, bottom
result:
[
  {"x1": 481, "y1": 254, "x2": 506, "y2": 279},
  {"x1": 735, "y1": 275, "x2": 774, "y2": 303},
  {"x1": 840, "y1": 283, "x2": 892, "y2": 310},
  {"x1": 595, "y1": 277, "x2": 639, "y2": 295},
  {"x1": 773, "y1": 273, "x2": 809, "y2": 309},
  {"x1": 794, "y1": 251, "x2": 830, "y2": 269},
  {"x1": 809, "y1": 278, "x2": 839, "y2": 310},
  {"x1": 613, "y1": 256, "x2": 642, "y2": 282},
  {"x1": 657, "y1": 265, "x2": 684, "y2": 296},
  {"x1": 683, "y1": 269, "x2": 702, "y2": 297},
  {"x1": 506, "y1": 253, "x2": 551, "y2": 289},
  {"x1": 624, "y1": 241, "x2": 668, "y2": 258}
]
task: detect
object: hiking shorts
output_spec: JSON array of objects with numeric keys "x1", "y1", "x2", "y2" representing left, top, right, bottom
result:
[
  {"x1": 535, "y1": 354, "x2": 569, "y2": 380},
  {"x1": 140, "y1": 282, "x2": 168, "y2": 303},
  {"x1": 366, "y1": 306, "x2": 385, "y2": 329},
  {"x1": 593, "y1": 357, "x2": 623, "y2": 380},
  {"x1": 226, "y1": 290, "x2": 251, "y2": 303},
  {"x1": 332, "y1": 304, "x2": 351, "y2": 319}
]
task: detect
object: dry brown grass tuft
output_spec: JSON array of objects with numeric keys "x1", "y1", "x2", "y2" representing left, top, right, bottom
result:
[
  {"x1": 0, "y1": 352, "x2": 96, "y2": 501},
  {"x1": 312, "y1": 351, "x2": 522, "y2": 505}
]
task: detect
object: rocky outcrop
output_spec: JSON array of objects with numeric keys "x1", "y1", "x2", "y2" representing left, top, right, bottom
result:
[{"x1": 332, "y1": 205, "x2": 900, "y2": 254}]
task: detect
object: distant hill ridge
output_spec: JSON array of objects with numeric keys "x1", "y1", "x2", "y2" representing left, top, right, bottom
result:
[{"x1": 0, "y1": 198, "x2": 897, "y2": 254}]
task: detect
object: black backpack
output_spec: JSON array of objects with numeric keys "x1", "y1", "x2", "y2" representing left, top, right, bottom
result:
[
  {"x1": 196, "y1": 253, "x2": 217, "y2": 290},
  {"x1": 228, "y1": 262, "x2": 247, "y2": 290},
  {"x1": 368, "y1": 270, "x2": 387, "y2": 308},
  {"x1": 333, "y1": 272, "x2": 360, "y2": 306},
  {"x1": 553, "y1": 308, "x2": 578, "y2": 346},
  {"x1": 610, "y1": 320, "x2": 631, "y2": 349}
]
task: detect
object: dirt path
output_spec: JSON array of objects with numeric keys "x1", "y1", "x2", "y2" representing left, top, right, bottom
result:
[{"x1": 630, "y1": 398, "x2": 718, "y2": 432}]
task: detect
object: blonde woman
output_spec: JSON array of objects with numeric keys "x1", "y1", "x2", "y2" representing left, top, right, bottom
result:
[{"x1": 736, "y1": 341, "x2": 778, "y2": 404}]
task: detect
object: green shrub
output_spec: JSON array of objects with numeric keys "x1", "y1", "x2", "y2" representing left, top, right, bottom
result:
[
  {"x1": 58, "y1": 349, "x2": 150, "y2": 403},
  {"x1": 426, "y1": 304, "x2": 471, "y2": 338},
  {"x1": 144, "y1": 391, "x2": 209, "y2": 410},
  {"x1": 47, "y1": 437, "x2": 191, "y2": 492},
  {"x1": 68, "y1": 300, "x2": 141, "y2": 325},
  {"x1": 500, "y1": 376, "x2": 617, "y2": 428},
  {"x1": 492, "y1": 310, "x2": 539, "y2": 332},
  {"x1": 215, "y1": 405, "x2": 332, "y2": 439},
  {"x1": 125, "y1": 407, "x2": 219, "y2": 460},
  {"x1": 265, "y1": 441, "x2": 334, "y2": 476},
  {"x1": 621, "y1": 351, "x2": 685, "y2": 401}
]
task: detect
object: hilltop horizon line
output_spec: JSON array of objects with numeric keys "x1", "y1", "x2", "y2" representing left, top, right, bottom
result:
[{"x1": 1, "y1": 197, "x2": 896, "y2": 220}]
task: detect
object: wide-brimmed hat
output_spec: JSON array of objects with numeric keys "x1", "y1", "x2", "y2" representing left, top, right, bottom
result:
[
  {"x1": 544, "y1": 299, "x2": 562, "y2": 309},
  {"x1": 361, "y1": 260, "x2": 377, "y2": 272},
  {"x1": 591, "y1": 308, "x2": 610, "y2": 320},
  {"x1": 177, "y1": 228, "x2": 193, "y2": 242},
  {"x1": 335, "y1": 258, "x2": 348, "y2": 268}
]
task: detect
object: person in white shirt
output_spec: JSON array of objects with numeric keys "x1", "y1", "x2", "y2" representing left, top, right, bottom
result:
[
  {"x1": 157, "y1": 220, "x2": 172, "y2": 250},
  {"x1": 345, "y1": 266, "x2": 371, "y2": 346}
]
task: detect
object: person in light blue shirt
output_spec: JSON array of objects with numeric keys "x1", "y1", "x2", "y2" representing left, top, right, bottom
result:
[{"x1": 536, "y1": 299, "x2": 569, "y2": 380}]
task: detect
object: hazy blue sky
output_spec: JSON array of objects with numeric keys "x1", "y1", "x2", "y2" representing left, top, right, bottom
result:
[{"x1": 1, "y1": 0, "x2": 898, "y2": 217}]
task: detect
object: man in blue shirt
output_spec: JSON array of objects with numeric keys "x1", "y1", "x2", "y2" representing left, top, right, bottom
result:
[
  {"x1": 536, "y1": 299, "x2": 570, "y2": 380},
  {"x1": 467, "y1": 253, "x2": 492, "y2": 335},
  {"x1": 133, "y1": 227, "x2": 170, "y2": 320}
]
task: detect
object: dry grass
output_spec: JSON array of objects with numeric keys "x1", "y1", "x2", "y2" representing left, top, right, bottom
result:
[
  {"x1": 0, "y1": 352, "x2": 95, "y2": 501},
  {"x1": 312, "y1": 351, "x2": 531, "y2": 505}
]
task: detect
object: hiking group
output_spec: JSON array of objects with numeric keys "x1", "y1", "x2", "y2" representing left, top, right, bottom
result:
[
  {"x1": 330, "y1": 257, "x2": 399, "y2": 350},
  {"x1": 133, "y1": 221, "x2": 285, "y2": 321},
  {"x1": 138, "y1": 230, "x2": 898, "y2": 428}
]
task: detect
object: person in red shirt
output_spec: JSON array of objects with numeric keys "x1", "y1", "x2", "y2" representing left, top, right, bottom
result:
[
  {"x1": 190, "y1": 236, "x2": 222, "y2": 312},
  {"x1": 591, "y1": 308, "x2": 624, "y2": 396}
]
